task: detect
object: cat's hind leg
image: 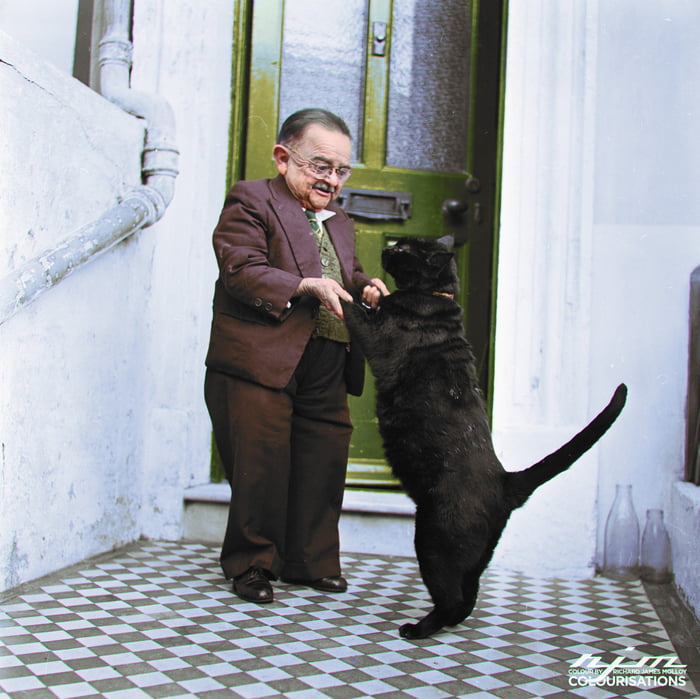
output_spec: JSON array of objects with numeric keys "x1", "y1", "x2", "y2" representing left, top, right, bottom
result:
[
  {"x1": 400, "y1": 543, "x2": 473, "y2": 639},
  {"x1": 399, "y1": 575, "x2": 479, "y2": 639},
  {"x1": 400, "y1": 514, "x2": 486, "y2": 639},
  {"x1": 445, "y1": 575, "x2": 479, "y2": 626}
]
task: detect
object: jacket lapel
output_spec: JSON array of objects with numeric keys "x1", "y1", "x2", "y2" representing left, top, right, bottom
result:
[
  {"x1": 268, "y1": 176, "x2": 323, "y2": 277},
  {"x1": 269, "y1": 176, "x2": 354, "y2": 285},
  {"x1": 324, "y1": 205, "x2": 354, "y2": 286}
]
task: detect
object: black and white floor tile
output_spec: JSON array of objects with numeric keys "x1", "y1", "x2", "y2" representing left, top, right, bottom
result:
[{"x1": 0, "y1": 541, "x2": 696, "y2": 698}]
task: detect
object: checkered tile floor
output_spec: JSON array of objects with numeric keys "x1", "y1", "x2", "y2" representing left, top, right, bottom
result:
[{"x1": 0, "y1": 541, "x2": 697, "y2": 698}]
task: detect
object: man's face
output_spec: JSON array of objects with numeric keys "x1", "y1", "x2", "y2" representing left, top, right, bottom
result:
[{"x1": 273, "y1": 124, "x2": 352, "y2": 212}]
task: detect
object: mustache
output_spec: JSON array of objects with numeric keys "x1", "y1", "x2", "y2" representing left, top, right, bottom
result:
[{"x1": 313, "y1": 182, "x2": 336, "y2": 194}]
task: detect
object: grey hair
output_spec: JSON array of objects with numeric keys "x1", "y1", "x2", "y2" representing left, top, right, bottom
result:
[{"x1": 277, "y1": 108, "x2": 351, "y2": 146}]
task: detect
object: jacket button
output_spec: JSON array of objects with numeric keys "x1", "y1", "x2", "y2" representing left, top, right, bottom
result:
[
  {"x1": 254, "y1": 298, "x2": 263, "y2": 307},
  {"x1": 264, "y1": 302, "x2": 272, "y2": 311}
]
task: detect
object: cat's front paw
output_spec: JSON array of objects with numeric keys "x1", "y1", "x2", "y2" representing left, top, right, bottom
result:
[
  {"x1": 339, "y1": 298, "x2": 356, "y2": 316},
  {"x1": 341, "y1": 299, "x2": 374, "y2": 324}
]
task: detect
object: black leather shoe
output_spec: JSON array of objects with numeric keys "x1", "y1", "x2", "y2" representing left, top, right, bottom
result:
[
  {"x1": 283, "y1": 575, "x2": 347, "y2": 593},
  {"x1": 311, "y1": 575, "x2": 347, "y2": 593},
  {"x1": 233, "y1": 567, "x2": 273, "y2": 604}
]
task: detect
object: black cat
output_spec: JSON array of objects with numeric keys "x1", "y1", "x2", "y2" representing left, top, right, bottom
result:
[{"x1": 342, "y1": 235, "x2": 627, "y2": 639}]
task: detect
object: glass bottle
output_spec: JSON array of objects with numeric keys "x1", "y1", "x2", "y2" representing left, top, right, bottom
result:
[
  {"x1": 602, "y1": 484, "x2": 639, "y2": 580},
  {"x1": 640, "y1": 509, "x2": 673, "y2": 583}
]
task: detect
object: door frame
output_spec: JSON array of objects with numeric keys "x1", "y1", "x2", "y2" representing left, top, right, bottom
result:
[{"x1": 211, "y1": 0, "x2": 508, "y2": 482}]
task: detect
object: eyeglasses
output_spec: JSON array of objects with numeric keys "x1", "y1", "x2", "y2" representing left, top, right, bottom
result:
[{"x1": 286, "y1": 147, "x2": 352, "y2": 183}]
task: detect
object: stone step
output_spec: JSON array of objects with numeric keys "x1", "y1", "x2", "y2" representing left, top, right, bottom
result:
[{"x1": 183, "y1": 484, "x2": 416, "y2": 557}]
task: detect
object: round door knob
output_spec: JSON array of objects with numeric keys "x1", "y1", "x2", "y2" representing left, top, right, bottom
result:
[{"x1": 442, "y1": 199, "x2": 468, "y2": 216}]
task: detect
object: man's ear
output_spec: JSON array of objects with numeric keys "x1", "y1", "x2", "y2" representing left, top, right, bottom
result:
[{"x1": 272, "y1": 144, "x2": 290, "y2": 175}]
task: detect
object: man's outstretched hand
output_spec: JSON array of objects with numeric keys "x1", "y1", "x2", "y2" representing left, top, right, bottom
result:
[
  {"x1": 296, "y1": 278, "x2": 353, "y2": 319},
  {"x1": 296, "y1": 277, "x2": 389, "y2": 319}
]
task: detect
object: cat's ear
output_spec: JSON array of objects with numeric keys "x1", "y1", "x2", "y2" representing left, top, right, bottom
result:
[
  {"x1": 436, "y1": 234, "x2": 455, "y2": 251},
  {"x1": 428, "y1": 250, "x2": 454, "y2": 270}
]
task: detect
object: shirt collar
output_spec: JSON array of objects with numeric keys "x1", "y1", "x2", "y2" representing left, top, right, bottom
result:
[{"x1": 305, "y1": 208, "x2": 336, "y2": 224}]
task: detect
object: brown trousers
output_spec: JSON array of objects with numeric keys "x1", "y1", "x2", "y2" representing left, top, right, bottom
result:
[{"x1": 204, "y1": 338, "x2": 352, "y2": 581}]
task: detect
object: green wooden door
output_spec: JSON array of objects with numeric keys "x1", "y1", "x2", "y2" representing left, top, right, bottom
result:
[{"x1": 230, "y1": 0, "x2": 505, "y2": 488}]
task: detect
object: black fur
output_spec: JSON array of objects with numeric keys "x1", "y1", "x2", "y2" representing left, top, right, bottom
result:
[{"x1": 342, "y1": 235, "x2": 627, "y2": 639}]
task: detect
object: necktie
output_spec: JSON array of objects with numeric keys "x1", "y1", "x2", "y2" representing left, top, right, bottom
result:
[{"x1": 304, "y1": 209, "x2": 323, "y2": 240}]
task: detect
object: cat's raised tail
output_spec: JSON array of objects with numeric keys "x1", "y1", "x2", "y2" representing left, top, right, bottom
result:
[{"x1": 505, "y1": 383, "x2": 628, "y2": 509}]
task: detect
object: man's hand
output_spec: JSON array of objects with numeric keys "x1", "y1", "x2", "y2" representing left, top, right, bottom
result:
[
  {"x1": 296, "y1": 278, "x2": 353, "y2": 319},
  {"x1": 360, "y1": 278, "x2": 389, "y2": 309}
]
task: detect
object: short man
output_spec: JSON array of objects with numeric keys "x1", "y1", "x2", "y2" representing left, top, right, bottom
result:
[{"x1": 204, "y1": 108, "x2": 389, "y2": 604}]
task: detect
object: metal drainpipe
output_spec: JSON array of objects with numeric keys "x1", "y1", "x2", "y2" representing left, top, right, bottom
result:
[
  {"x1": 0, "y1": 0, "x2": 179, "y2": 325},
  {"x1": 98, "y1": 0, "x2": 179, "y2": 217}
]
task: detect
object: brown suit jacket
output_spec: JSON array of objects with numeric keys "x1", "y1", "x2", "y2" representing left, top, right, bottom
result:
[{"x1": 205, "y1": 175, "x2": 371, "y2": 391}]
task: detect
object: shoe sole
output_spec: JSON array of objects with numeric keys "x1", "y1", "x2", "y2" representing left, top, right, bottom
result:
[
  {"x1": 281, "y1": 579, "x2": 347, "y2": 593},
  {"x1": 234, "y1": 591, "x2": 274, "y2": 604}
]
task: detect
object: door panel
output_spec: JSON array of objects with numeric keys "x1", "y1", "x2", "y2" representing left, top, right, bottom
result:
[
  {"x1": 279, "y1": 0, "x2": 369, "y2": 158},
  {"x1": 386, "y1": 0, "x2": 472, "y2": 172},
  {"x1": 238, "y1": 0, "x2": 504, "y2": 487}
]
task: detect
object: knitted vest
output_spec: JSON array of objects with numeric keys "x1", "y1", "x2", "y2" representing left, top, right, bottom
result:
[{"x1": 306, "y1": 210, "x2": 350, "y2": 344}]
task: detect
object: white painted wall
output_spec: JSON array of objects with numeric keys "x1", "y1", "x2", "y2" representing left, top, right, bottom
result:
[
  {"x1": 129, "y1": 0, "x2": 234, "y2": 541},
  {"x1": 492, "y1": 1, "x2": 601, "y2": 578},
  {"x1": 0, "y1": 0, "x2": 233, "y2": 590},
  {"x1": 590, "y1": 0, "x2": 700, "y2": 615},
  {"x1": 1, "y1": 29, "x2": 148, "y2": 588},
  {"x1": 492, "y1": 0, "x2": 700, "y2": 614},
  {"x1": 0, "y1": 0, "x2": 79, "y2": 74}
]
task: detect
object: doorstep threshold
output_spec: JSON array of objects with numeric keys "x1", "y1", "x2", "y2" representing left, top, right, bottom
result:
[{"x1": 184, "y1": 483, "x2": 414, "y2": 516}]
